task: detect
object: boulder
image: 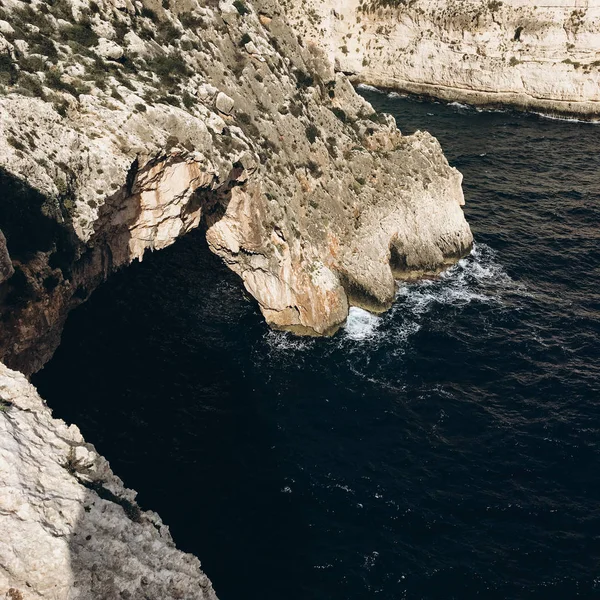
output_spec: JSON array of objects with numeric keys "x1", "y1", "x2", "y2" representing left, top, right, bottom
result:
[
  {"x1": 95, "y1": 37, "x2": 124, "y2": 61},
  {"x1": 215, "y1": 91, "x2": 235, "y2": 115}
]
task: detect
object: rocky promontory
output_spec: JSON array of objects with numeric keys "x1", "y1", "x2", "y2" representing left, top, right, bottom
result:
[
  {"x1": 285, "y1": 0, "x2": 600, "y2": 118},
  {"x1": 0, "y1": 0, "x2": 472, "y2": 374},
  {"x1": 0, "y1": 0, "x2": 472, "y2": 595}
]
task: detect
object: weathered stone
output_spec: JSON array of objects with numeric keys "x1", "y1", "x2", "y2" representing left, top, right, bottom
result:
[
  {"x1": 0, "y1": 0, "x2": 477, "y2": 595},
  {"x1": 0, "y1": 20, "x2": 14, "y2": 35},
  {"x1": 215, "y1": 91, "x2": 235, "y2": 115},
  {"x1": 0, "y1": 363, "x2": 217, "y2": 600},
  {"x1": 12, "y1": 38, "x2": 27, "y2": 55},
  {"x1": 95, "y1": 37, "x2": 124, "y2": 60},
  {"x1": 197, "y1": 82, "x2": 220, "y2": 101},
  {"x1": 123, "y1": 30, "x2": 148, "y2": 56},
  {"x1": 286, "y1": 0, "x2": 600, "y2": 119},
  {"x1": 244, "y1": 41, "x2": 260, "y2": 55},
  {"x1": 0, "y1": 0, "x2": 472, "y2": 372}
]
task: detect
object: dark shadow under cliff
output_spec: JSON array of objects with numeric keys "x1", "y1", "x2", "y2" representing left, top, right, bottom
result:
[
  {"x1": 0, "y1": 168, "x2": 138, "y2": 374},
  {"x1": 33, "y1": 230, "x2": 319, "y2": 600}
]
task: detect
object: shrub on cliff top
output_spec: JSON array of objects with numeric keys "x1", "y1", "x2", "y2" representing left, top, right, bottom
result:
[
  {"x1": 59, "y1": 22, "x2": 99, "y2": 48},
  {"x1": 147, "y1": 52, "x2": 191, "y2": 86},
  {"x1": 0, "y1": 55, "x2": 18, "y2": 86},
  {"x1": 305, "y1": 124, "x2": 320, "y2": 144}
]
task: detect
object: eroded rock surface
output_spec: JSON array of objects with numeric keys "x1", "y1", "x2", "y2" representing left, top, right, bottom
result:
[
  {"x1": 0, "y1": 362, "x2": 217, "y2": 599},
  {"x1": 0, "y1": 0, "x2": 472, "y2": 374},
  {"x1": 285, "y1": 0, "x2": 600, "y2": 118},
  {"x1": 0, "y1": 0, "x2": 475, "y2": 594}
]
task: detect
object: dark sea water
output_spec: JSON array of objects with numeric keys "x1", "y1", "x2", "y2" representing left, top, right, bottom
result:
[{"x1": 34, "y1": 91, "x2": 600, "y2": 599}]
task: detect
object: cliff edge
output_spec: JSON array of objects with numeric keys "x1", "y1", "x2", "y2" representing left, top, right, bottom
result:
[
  {"x1": 0, "y1": 0, "x2": 472, "y2": 374},
  {"x1": 0, "y1": 362, "x2": 217, "y2": 599},
  {"x1": 285, "y1": 0, "x2": 600, "y2": 118},
  {"x1": 0, "y1": 0, "x2": 472, "y2": 595}
]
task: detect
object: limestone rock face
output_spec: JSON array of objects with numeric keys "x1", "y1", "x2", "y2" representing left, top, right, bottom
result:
[
  {"x1": 0, "y1": 362, "x2": 217, "y2": 600},
  {"x1": 0, "y1": 0, "x2": 471, "y2": 374},
  {"x1": 0, "y1": 0, "x2": 475, "y2": 593},
  {"x1": 285, "y1": 0, "x2": 600, "y2": 118},
  {"x1": 95, "y1": 37, "x2": 124, "y2": 61},
  {"x1": 215, "y1": 91, "x2": 235, "y2": 115}
]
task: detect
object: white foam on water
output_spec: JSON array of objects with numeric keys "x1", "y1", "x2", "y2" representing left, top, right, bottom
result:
[
  {"x1": 263, "y1": 330, "x2": 315, "y2": 353},
  {"x1": 337, "y1": 244, "x2": 517, "y2": 357},
  {"x1": 261, "y1": 244, "x2": 523, "y2": 369},
  {"x1": 388, "y1": 91, "x2": 407, "y2": 99},
  {"x1": 334, "y1": 484, "x2": 354, "y2": 494},
  {"x1": 448, "y1": 101, "x2": 473, "y2": 110},
  {"x1": 532, "y1": 111, "x2": 600, "y2": 124},
  {"x1": 343, "y1": 307, "x2": 381, "y2": 341},
  {"x1": 357, "y1": 83, "x2": 384, "y2": 94},
  {"x1": 383, "y1": 319, "x2": 421, "y2": 353},
  {"x1": 364, "y1": 243, "x2": 525, "y2": 351},
  {"x1": 393, "y1": 243, "x2": 521, "y2": 315},
  {"x1": 363, "y1": 551, "x2": 379, "y2": 571},
  {"x1": 475, "y1": 106, "x2": 509, "y2": 114}
]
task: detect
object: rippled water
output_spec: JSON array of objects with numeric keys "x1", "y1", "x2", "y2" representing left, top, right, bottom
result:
[{"x1": 34, "y1": 93, "x2": 600, "y2": 599}]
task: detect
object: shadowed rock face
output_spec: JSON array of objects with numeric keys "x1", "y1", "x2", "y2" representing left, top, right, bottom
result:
[
  {"x1": 0, "y1": 230, "x2": 13, "y2": 284},
  {"x1": 285, "y1": 0, "x2": 600, "y2": 118},
  {"x1": 0, "y1": 0, "x2": 471, "y2": 374}
]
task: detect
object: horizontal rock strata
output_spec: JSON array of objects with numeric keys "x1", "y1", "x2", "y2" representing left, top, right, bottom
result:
[{"x1": 285, "y1": 0, "x2": 600, "y2": 118}]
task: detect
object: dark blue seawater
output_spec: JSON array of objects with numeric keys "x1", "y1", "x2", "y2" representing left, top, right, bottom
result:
[{"x1": 34, "y1": 92, "x2": 600, "y2": 599}]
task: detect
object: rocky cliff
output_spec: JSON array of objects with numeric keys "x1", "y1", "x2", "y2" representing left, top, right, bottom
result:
[
  {"x1": 285, "y1": 0, "x2": 600, "y2": 118},
  {"x1": 0, "y1": 362, "x2": 217, "y2": 599},
  {"x1": 0, "y1": 0, "x2": 472, "y2": 595},
  {"x1": 0, "y1": 0, "x2": 472, "y2": 375}
]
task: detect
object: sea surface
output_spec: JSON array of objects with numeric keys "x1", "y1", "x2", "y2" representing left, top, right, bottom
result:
[{"x1": 34, "y1": 92, "x2": 600, "y2": 599}]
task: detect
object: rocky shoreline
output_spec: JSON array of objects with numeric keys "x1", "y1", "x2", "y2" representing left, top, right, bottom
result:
[
  {"x1": 0, "y1": 0, "x2": 481, "y2": 596},
  {"x1": 0, "y1": 362, "x2": 218, "y2": 599},
  {"x1": 355, "y1": 82, "x2": 600, "y2": 125},
  {"x1": 353, "y1": 76, "x2": 600, "y2": 121},
  {"x1": 0, "y1": 0, "x2": 472, "y2": 377},
  {"x1": 285, "y1": 0, "x2": 600, "y2": 120},
  {"x1": 8, "y1": 0, "x2": 597, "y2": 596}
]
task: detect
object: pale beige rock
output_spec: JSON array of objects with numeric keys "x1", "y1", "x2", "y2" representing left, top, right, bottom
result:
[
  {"x1": 215, "y1": 91, "x2": 235, "y2": 115},
  {"x1": 95, "y1": 37, "x2": 124, "y2": 60},
  {"x1": 0, "y1": 19, "x2": 14, "y2": 34},
  {"x1": 0, "y1": 0, "x2": 471, "y2": 371},
  {"x1": 0, "y1": 0, "x2": 475, "y2": 595},
  {"x1": 0, "y1": 362, "x2": 217, "y2": 600},
  {"x1": 285, "y1": 0, "x2": 600, "y2": 118},
  {"x1": 12, "y1": 38, "x2": 27, "y2": 55}
]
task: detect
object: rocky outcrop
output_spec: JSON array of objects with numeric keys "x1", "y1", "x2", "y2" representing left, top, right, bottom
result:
[
  {"x1": 0, "y1": 0, "x2": 474, "y2": 594},
  {"x1": 285, "y1": 0, "x2": 600, "y2": 118},
  {"x1": 0, "y1": 362, "x2": 217, "y2": 599},
  {"x1": 0, "y1": 0, "x2": 472, "y2": 374}
]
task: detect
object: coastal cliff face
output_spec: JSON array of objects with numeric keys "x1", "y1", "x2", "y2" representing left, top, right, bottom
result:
[
  {"x1": 0, "y1": 0, "x2": 472, "y2": 374},
  {"x1": 0, "y1": 0, "x2": 472, "y2": 594},
  {"x1": 0, "y1": 362, "x2": 217, "y2": 599},
  {"x1": 285, "y1": 0, "x2": 600, "y2": 117}
]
